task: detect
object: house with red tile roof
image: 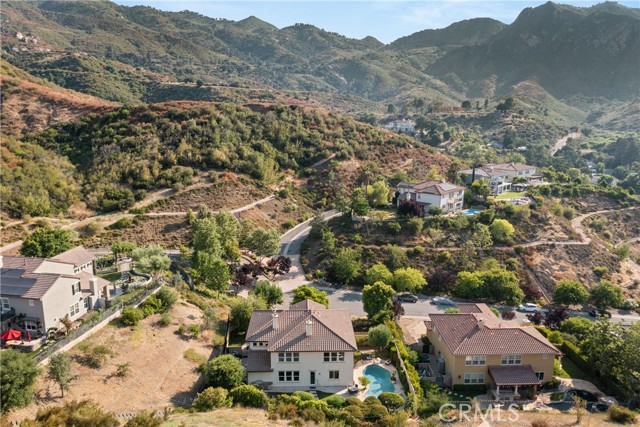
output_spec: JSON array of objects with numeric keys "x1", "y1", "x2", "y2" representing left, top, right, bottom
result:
[
  {"x1": 245, "y1": 300, "x2": 357, "y2": 391},
  {"x1": 0, "y1": 247, "x2": 111, "y2": 338},
  {"x1": 458, "y1": 163, "x2": 542, "y2": 195},
  {"x1": 396, "y1": 180, "x2": 465, "y2": 214},
  {"x1": 424, "y1": 303, "x2": 561, "y2": 401}
]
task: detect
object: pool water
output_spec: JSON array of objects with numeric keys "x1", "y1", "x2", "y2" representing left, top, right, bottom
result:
[
  {"x1": 363, "y1": 364, "x2": 395, "y2": 397},
  {"x1": 463, "y1": 209, "x2": 482, "y2": 216}
]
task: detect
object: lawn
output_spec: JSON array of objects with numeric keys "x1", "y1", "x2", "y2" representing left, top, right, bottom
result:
[
  {"x1": 493, "y1": 191, "x2": 526, "y2": 200},
  {"x1": 98, "y1": 270, "x2": 122, "y2": 282}
]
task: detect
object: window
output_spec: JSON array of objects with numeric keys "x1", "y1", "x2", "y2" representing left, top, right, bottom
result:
[
  {"x1": 465, "y1": 355, "x2": 486, "y2": 366},
  {"x1": 501, "y1": 355, "x2": 522, "y2": 365},
  {"x1": 323, "y1": 352, "x2": 345, "y2": 362},
  {"x1": 463, "y1": 373, "x2": 485, "y2": 384},
  {"x1": 329, "y1": 370, "x2": 340, "y2": 380},
  {"x1": 278, "y1": 352, "x2": 299, "y2": 362},
  {"x1": 0, "y1": 298, "x2": 9, "y2": 312},
  {"x1": 69, "y1": 303, "x2": 79, "y2": 317},
  {"x1": 252, "y1": 342, "x2": 266, "y2": 347},
  {"x1": 24, "y1": 321, "x2": 38, "y2": 332},
  {"x1": 278, "y1": 371, "x2": 299, "y2": 382},
  {"x1": 28, "y1": 300, "x2": 34, "y2": 307},
  {"x1": 71, "y1": 282, "x2": 80, "y2": 295},
  {"x1": 84, "y1": 298, "x2": 89, "y2": 309},
  {"x1": 535, "y1": 372, "x2": 545, "y2": 381}
]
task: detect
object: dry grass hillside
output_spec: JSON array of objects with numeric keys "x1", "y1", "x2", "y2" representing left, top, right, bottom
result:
[{"x1": 0, "y1": 60, "x2": 115, "y2": 136}]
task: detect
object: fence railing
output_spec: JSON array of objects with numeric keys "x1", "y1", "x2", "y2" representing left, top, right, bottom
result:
[{"x1": 33, "y1": 283, "x2": 161, "y2": 363}]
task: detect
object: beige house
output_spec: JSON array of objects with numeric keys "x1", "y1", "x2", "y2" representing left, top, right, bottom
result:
[
  {"x1": 424, "y1": 303, "x2": 561, "y2": 400},
  {"x1": 0, "y1": 247, "x2": 111, "y2": 337},
  {"x1": 245, "y1": 300, "x2": 357, "y2": 392},
  {"x1": 396, "y1": 180, "x2": 466, "y2": 214}
]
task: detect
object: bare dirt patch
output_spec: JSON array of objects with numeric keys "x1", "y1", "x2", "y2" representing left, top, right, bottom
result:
[
  {"x1": 150, "y1": 180, "x2": 271, "y2": 213},
  {"x1": 0, "y1": 223, "x2": 27, "y2": 245},
  {"x1": 84, "y1": 216, "x2": 191, "y2": 248},
  {"x1": 237, "y1": 196, "x2": 313, "y2": 231},
  {"x1": 7, "y1": 300, "x2": 212, "y2": 424},
  {"x1": 161, "y1": 408, "x2": 289, "y2": 426}
]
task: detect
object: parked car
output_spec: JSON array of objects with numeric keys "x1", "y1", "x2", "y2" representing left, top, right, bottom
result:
[
  {"x1": 432, "y1": 297, "x2": 456, "y2": 306},
  {"x1": 589, "y1": 308, "x2": 612, "y2": 318},
  {"x1": 517, "y1": 303, "x2": 540, "y2": 312},
  {"x1": 396, "y1": 293, "x2": 419, "y2": 303}
]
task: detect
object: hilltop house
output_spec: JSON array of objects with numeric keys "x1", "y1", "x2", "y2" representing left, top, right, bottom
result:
[
  {"x1": 244, "y1": 300, "x2": 357, "y2": 392},
  {"x1": 0, "y1": 247, "x2": 111, "y2": 337},
  {"x1": 458, "y1": 163, "x2": 542, "y2": 195},
  {"x1": 424, "y1": 303, "x2": 561, "y2": 401},
  {"x1": 384, "y1": 119, "x2": 415, "y2": 134},
  {"x1": 396, "y1": 180, "x2": 465, "y2": 214}
]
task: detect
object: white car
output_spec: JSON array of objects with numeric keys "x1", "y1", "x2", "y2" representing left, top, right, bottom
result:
[{"x1": 518, "y1": 303, "x2": 540, "y2": 312}]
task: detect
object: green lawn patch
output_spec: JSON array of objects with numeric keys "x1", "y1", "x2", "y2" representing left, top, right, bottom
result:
[
  {"x1": 227, "y1": 330, "x2": 246, "y2": 347},
  {"x1": 315, "y1": 391, "x2": 333, "y2": 399},
  {"x1": 98, "y1": 271, "x2": 122, "y2": 282}
]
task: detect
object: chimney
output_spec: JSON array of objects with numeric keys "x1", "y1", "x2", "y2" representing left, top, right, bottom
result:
[
  {"x1": 89, "y1": 277, "x2": 98, "y2": 295},
  {"x1": 305, "y1": 320, "x2": 312, "y2": 336},
  {"x1": 272, "y1": 313, "x2": 279, "y2": 330},
  {"x1": 477, "y1": 318, "x2": 485, "y2": 328}
]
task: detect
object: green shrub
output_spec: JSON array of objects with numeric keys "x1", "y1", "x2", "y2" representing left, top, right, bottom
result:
[
  {"x1": 121, "y1": 307, "x2": 144, "y2": 326},
  {"x1": 159, "y1": 313, "x2": 171, "y2": 327},
  {"x1": 155, "y1": 287, "x2": 178, "y2": 312},
  {"x1": 108, "y1": 217, "x2": 133, "y2": 229},
  {"x1": 292, "y1": 391, "x2": 315, "y2": 402},
  {"x1": 193, "y1": 387, "x2": 229, "y2": 411},
  {"x1": 561, "y1": 341, "x2": 592, "y2": 376},
  {"x1": 378, "y1": 392, "x2": 405, "y2": 411},
  {"x1": 323, "y1": 394, "x2": 345, "y2": 408},
  {"x1": 608, "y1": 404, "x2": 637, "y2": 424},
  {"x1": 344, "y1": 397, "x2": 363, "y2": 407},
  {"x1": 387, "y1": 222, "x2": 402, "y2": 235},
  {"x1": 300, "y1": 407, "x2": 325, "y2": 423},
  {"x1": 229, "y1": 385, "x2": 268, "y2": 408},
  {"x1": 203, "y1": 355, "x2": 245, "y2": 390}
]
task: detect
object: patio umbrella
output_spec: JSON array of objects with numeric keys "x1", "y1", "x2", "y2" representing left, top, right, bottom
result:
[
  {"x1": 1, "y1": 329, "x2": 22, "y2": 340},
  {"x1": 27, "y1": 331, "x2": 31, "y2": 342}
]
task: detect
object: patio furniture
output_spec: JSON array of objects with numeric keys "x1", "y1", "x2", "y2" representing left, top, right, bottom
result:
[{"x1": 348, "y1": 384, "x2": 360, "y2": 395}]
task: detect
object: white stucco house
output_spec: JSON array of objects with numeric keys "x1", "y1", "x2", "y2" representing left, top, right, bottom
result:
[
  {"x1": 384, "y1": 119, "x2": 415, "y2": 134},
  {"x1": 0, "y1": 246, "x2": 112, "y2": 337},
  {"x1": 245, "y1": 300, "x2": 357, "y2": 391},
  {"x1": 396, "y1": 180, "x2": 465, "y2": 214},
  {"x1": 457, "y1": 163, "x2": 542, "y2": 195}
]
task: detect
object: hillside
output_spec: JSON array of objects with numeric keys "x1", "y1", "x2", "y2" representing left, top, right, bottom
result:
[
  {"x1": 1, "y1": 0, "x2": 638, "y2": 128},
  {"x1": 0, "y1": 59, "x2": 115, "y2": 135},
  {"x1": 428, "y1": 2, "x2": 640, "y2": 99},
  {"x1": 5, "y1": 102, "x2": 448, "y2": 219}
]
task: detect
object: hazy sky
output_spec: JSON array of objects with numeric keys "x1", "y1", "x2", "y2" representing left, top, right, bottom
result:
[{"x1": 113, "y1": 1, "x2": 639, "y2": 43}]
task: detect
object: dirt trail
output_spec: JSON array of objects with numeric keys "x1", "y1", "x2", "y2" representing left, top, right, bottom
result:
[{"x1": 551, "y1": 131, "x2": 580, "y2": 156}]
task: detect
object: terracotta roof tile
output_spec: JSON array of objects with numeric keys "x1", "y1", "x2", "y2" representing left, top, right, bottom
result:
[
  {"x1": 430, "y1": 306, "x2": 560, "y2": 356},
  {"x1": 246, "y1": 351, "x2": 272, "y2": 372}
]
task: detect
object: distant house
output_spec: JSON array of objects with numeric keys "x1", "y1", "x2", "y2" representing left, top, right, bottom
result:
[
  {"x1": 245, "y1": 300, "x2": 357, "y2": 392},
  {"x1": 424, "y1": 303, "x2": 561, "y2": 401},
  {"x1": 384, "y1": 119, "x2": 415, "y2": 134},
  {"x1": 0, "y1": 247, "x2": 112, "y2": 337},
  {"x1": 396, "y1": 180, "x2": 465, "y2": 214},
  {"x1": 458, "y1": 163, "x2": 541, "y2": 195}
]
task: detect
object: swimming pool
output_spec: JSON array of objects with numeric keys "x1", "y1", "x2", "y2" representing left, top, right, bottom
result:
[
  {"x1": 462, "y1": 209, "x2": 482, "y2": 216},
  {"x1": 363, "y1": 364, "x2": 395, "y2": 397}
]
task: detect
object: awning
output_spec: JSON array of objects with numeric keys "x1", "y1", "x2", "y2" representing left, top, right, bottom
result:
[
  {"x1": 246, "y1": 351, "x2": 272, "y2": 372},
  {"x1": 488, "y1": 365, "x2": 541, "y2": 386}
]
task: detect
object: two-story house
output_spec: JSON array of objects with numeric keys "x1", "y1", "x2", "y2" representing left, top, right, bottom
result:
[
  {"x1": 458, "y1": 163, "x2": 540, "y2": 195},
  {"x1": 396, "y1": 180, "x2": 465, "y2": 214},
  {"x1": 424, "y1": 303, "x2": 561, "y2": 401},
  {"x1": 245, "y1": 300, "x2": 357, "y2": 392},
  {"x1": 384, "y1": 119, "x2": 415, "y2": 134},
  {"x1": 0, "y1": 246, "x2": 111, "y2": 337}
]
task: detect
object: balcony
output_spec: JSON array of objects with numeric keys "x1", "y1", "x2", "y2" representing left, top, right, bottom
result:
[{"x1": 1, "y1": 308, "x2": 16, "y2": 323}]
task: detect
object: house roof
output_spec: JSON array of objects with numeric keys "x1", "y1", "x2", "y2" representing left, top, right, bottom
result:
[
  {"x1": 429, "y1": 306, "x2": 561, "y2": 356},
  {"x1": 399, "y1": 180, "x2": 465, "y2": 195},
  {"x1": 0, "y1": 268, "x2": 60, "y2": 299},
  {"x1": 488, "y1": 365, "x2": 541, "y2": 386},
  {"x1": 2, "y1": 256, "x2": 45, "y2": 273},
  {"x1": 246, "y1": 351, "x2": 272, "y2": 372},
  {"x1": 245, "y1": 300, "x2": 357, "y2": 353},
  {"x1": 459, "y1": 163, "x2": 535, "y2": 177},
  {"x1": 74, "y1": 271, "x2": 110, "y2": 291},
  {"x1": 51, "y1": 246, "x2": 94, "y2": 267},
  {"x1": 457, "y1": 303, "x2": 496, "y2": 316},
  {"x1": 289, "y1": 300, "x2": 326, "y2": 311}
]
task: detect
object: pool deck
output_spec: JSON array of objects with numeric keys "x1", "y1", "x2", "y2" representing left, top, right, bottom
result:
[{"x1": 352, "y1": 359, "x2": 406, "y2": 400}]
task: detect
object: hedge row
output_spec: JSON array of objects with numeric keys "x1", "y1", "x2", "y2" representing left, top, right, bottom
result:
[
  {"x1": 561, "y1": 341, "x2": 593, "y2": 377},
  {"x1": 387, "y1": 321, "x2": 423, "y2": 398}
]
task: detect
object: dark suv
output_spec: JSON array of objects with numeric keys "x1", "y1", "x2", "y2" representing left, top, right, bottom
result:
[{"x1": 589, "y1": 308, "x2": 612, "y2": 318}]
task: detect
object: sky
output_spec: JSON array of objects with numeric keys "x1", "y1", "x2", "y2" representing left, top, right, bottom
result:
[{"x1": 112, "y1": 1, "x2": 639, "y2": 43}]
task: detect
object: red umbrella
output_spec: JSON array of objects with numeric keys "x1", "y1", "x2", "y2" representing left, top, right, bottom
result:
[{"x1": 1, "y1": 329, "x2": 22, "y2": 340}]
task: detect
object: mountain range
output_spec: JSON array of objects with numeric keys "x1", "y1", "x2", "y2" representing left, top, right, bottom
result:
[{"x1": 2, "y1": 0, "x2": 638, "y2": 116}]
